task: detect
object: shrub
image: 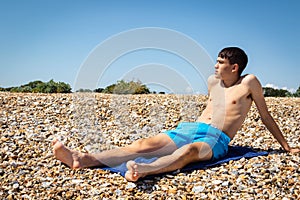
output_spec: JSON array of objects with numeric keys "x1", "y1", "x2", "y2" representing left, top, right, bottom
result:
[
  {"x1": 294, "y1": 86, "x2": 300, "y2": 97},
  {"x1": 3, "y1": 80, "x2": 72, "y2": 93},
  {"x1": 103, "y1": 80, "x2": 150, "y2": 94},
  {"x1": 263, "y1": 87, "x2": 291, "y2": 97},
  {"x1": 76, "y1": 88, "x2": 93, "y2": 93},
  {"x1": 94, "y1": 88, "x2": 104, "y2": 93}
]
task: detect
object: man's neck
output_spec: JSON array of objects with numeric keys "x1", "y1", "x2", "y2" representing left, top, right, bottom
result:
[{"x1": 222, "y1": 76, "x2": 241, "y2": 88}]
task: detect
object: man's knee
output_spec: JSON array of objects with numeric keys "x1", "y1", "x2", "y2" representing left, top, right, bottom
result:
[
  {"x1": 129, "y1": 135, "x2": 173, "y2": 154},
  {"x1": 129, "y1": 138, "x2": 155, "y2": 153},
  {"x1": 180, "y1": 144, "x2": 199, "y2": 157},
  {"x1": 180, "y1": 143, "x2": 212, "y2": 161},
  {"x1": 129, "y1": 139, "x2": 145, "y2": 151}
]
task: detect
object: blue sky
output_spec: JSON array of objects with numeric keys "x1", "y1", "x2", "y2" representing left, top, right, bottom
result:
[{"x1": 1, "y1": 0, "x2": 299, "y2": 94}]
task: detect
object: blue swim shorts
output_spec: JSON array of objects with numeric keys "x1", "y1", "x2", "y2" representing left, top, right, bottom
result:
[{"x1": 164, "y1": 122, "x2": 231, "y2": 160}]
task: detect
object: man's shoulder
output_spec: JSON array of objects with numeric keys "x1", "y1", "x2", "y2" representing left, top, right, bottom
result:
[
  {"x1": 241, "y1": 74, "x2": 259, "y2": 84},
  {"x1": 207, "y1": 75, "x2": 219, "y2": 85},
  {"x1": 240, "y1": 74, "x2": 263, "y2": 93}
]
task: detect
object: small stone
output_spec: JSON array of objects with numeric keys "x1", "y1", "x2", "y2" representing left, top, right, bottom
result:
[
  {"x1": 192, "y1": 185, "x2": 205, "y2": 193},
  {"x1": 125, "y1": 182, "x2": 136, "y2": 189},
  {"x1": 168, "y1": 188, "x2": 177, "y2": 194},
  {"x1": 65, "y1": 191, "x2": 74, "y2": 198},
  {"x1": 42, "y1": 182, "x2": 51, "y2": 188},
  {"x1": 222, "y1": 181, "x2": 229, "y2": 186},
  {"x1": 13, "y1": 182, "x2": 19, "y2": 189},
  {"x1": 212, "y1": 180, "x2": 223, "y2": 185},
  {"x1": 160, "y1": 185, "x2": 169, "y2": 191}
]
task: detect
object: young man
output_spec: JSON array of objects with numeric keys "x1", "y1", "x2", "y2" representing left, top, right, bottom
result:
[{"x1": 52, "y1": 47, "x2": 299, "y2": 182}]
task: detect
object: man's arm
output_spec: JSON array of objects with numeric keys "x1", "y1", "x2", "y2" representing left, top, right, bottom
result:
[
  {"x1": 247, "y1": 75, "x2": 299, "y2": 153},
  {"x1": 197, "y1": 75, "x2": 215, "y2": 121}
]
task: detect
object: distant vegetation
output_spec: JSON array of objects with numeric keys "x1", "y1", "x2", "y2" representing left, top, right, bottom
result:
[
  {"x1": 263, "y1": 86, "x2": 300, "y2": 97},
  {"x1": 1, "y1": 79, "x2": 299, "y2": 97},
  {"x1": 102, "y1": 80, "x2": 150, "y2": 94},
  {"x1": 0, "y1": 80, "x2": 71, "y2": 93},
  {"x1": 77, "y1": 80, "x2": 151, "y2": 94},
  {"x1": 0, "y1": 79, "x2": 153, "y2": 94}
]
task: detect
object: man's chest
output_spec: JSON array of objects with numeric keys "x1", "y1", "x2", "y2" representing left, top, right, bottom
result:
[{"x1": 210, "y1": 84, "x2": 252, "y2": 106}]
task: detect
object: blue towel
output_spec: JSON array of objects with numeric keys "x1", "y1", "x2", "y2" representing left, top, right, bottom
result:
[{"x1": 102, "y1": 146, "x2": 268, "y2": 177}]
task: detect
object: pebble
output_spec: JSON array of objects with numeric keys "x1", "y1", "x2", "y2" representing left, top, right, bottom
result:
[
  {"x1": 212, "y1": 180, "x2": 223, "y2": 185},
  {"x1": 0, "y1": 92, "x2": 299, "y2": 199},
  {"x1": 192, "y1": 185, "x2": 205, "y2": 193},
  {"x1": 125, "y1": 182, "x2": 136, "y2": 189}
]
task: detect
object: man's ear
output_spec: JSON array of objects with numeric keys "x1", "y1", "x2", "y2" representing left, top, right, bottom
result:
[{"x1": 232, "y1": 64, "x2": 239, "y2": 73}]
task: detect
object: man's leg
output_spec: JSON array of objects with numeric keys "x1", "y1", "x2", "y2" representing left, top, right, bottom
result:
[
  {"x1": 52, "y1": 133, "x2": 177, "y2": 169},
  {"x1": 125, "y1": 142, "x2": 212, "y2": 182}
]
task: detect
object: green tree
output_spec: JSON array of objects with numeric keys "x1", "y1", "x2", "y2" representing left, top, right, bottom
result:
[
  {"x1": 94, "y1": 88, "x2": 104, "y2": 93},
  {"x1": 10, "y1": 87, "x2": 21, "y2": 93},
  {"x1": 32, "y1": 82, "x2": 47, "y2": 93},
  {"x1": 56, "y1": 82, "x2": 72, "y2": 93},
  {"x1": 27, "y1": 80, "x2": 44, "y2": 90},
  {"x1": 44, "y1": 80, "x2": 57, "y2": 93},
  {"x1": 20, "y1": 86, "x2": 32, "y2": 93},
  {"x1": 5, "y1": 79, "x2": 72, "y2": 93},
  {"x1": 76, "y1": 88, "x2": 93, "y2": 93},
  {"x1": 103, "y1": 83, "x2": 116, "y2": 94},
  {"x1": 263, "y1": 87, "x2": 291, "y2": 97},
  {"x1": 294, "y1": 86, "x2": 300, "y2": 97},
  {"x1": 103, "y1": 80, "x2": 150, "y2": 94}
]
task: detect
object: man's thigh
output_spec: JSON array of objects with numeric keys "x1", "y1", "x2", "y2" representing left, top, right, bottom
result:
[
  {"x1": 183, "y1": 142, "x2": 213, "y2": 162},
  {"x1": 129, "y1": 133, "x2": 178, "y2": 156}
]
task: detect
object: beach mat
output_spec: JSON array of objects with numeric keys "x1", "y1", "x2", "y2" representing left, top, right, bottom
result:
[{"x1": 102, "y1": 146, "x2": 269, "y2": 177}]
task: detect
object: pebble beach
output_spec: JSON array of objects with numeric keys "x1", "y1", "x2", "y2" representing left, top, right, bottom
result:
[{"x1": 0, "y1": 92, "x2": 299, "y2": 199}]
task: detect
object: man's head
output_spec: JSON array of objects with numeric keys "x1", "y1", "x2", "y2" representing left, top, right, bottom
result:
[{"x1": 218, "y1": 47, "x2": 248, "y2": 76}]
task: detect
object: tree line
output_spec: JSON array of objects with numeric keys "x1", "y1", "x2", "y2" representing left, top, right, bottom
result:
[
  {"x1": 0, "y1": 79, "x2": 153, "y2": 94},
  {"x1": 0, "y1": 80, "x2": 72, "y2": 93},
  {"x1": 77, "y1": 80, "x2": 153, "y2": 94},
  {"x1": 1, "y1": 79, "x2": 299, "y2": 96},
  {"x1": 263, "y1": 86, "x2": 300, "y2": 97}
]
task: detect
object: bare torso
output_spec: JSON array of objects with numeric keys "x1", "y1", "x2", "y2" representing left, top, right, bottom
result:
[{"x1": 197, "y1": 74, "x2": 253, "y2": 139}]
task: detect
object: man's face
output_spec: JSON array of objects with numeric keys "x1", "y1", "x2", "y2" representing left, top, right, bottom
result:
[{"x1": 214, "y1": 57, "x2": 234, "y2": 79}]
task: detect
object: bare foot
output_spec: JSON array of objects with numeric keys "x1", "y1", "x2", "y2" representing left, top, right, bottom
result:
[
  {"x1": 125, "y1": 160, "x2": 146, "y2": 182},
  {"x1": 52, "y1": 138, "x2": 82, "y2": 169}
]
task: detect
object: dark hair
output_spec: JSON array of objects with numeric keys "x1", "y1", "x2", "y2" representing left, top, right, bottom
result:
[{"x1": 218, "y1": 47, "x2": 248, "y2": 76}]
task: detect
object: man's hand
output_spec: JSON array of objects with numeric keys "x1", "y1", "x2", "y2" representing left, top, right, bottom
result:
[{"x1": 285, "y1": 147, "x2": 300, "y2": 153}]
